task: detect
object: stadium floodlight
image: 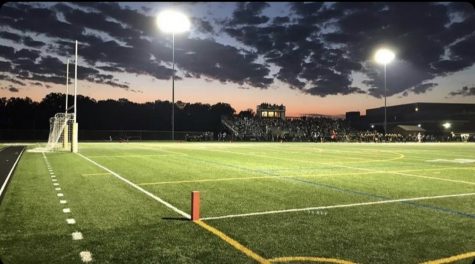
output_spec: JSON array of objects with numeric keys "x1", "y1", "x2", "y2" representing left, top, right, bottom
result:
[
  {"x1": 417, "y1": 124, "x2": 421, "y2": 128},
  {"x1": 374, "y1": 48, "x2": 395, "y2": 137},
  {"x1": 443, "y1": 122, "x2": 451, "y2": 129},
  {"x1": 156, "y1": 10, "x2": 190, "y2": 141},
  {"x1": 371, "y1": 124, "x2": 375, "y2": 129},
  {"x1": 156, "y1": 10, "x2": 191, "y2": 34},
  {"x1": 375, "y1": 49, "x2": 395, "y2": 65}
]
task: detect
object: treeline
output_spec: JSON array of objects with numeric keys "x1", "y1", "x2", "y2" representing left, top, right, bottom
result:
[{"x1": 0, "y1": 93, "x2": 236, "y2": 132}]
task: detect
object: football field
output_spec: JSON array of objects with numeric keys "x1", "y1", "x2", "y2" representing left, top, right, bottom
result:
[{"x1": 1, "y1": 142, "x2": 474, "y2": 264}]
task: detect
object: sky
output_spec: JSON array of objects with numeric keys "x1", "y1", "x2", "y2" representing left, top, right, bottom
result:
[{"x1": 0, "y1": 2, "x2": 474, "y2": 116}]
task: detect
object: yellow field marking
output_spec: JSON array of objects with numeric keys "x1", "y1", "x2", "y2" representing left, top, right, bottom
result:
[
  {"x1": 420, "y1": 251, "x2": 475, "y2": 264},
  {"x1": 269, "y1": 256, "x2": 355, "y2": 263},
  {"x1": 137, "y1": 166, "x2": 475, "y2": 186},
  {"x1": 139, "y1": 175, "x2": 278, "y2": 185},
  {"x1": 81, "y1": 172, "x2": 111, "y2": 176},
  {"x1": 391, "y1": 171, "x2": 475, "y2": 186},
  {"x1": 194, "y1": 220, "x2": 270, "y2": 264}
]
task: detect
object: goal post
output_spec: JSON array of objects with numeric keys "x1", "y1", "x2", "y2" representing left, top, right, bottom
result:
[
  {"x1": 46, "y1": 40, "x2": 79, "y2": 153},
  {"x1": 72, "y1": 121, "x2": 78, "y2": 153},
  {"x1": 46, "y1": 113, "x2": 74, "y2": 151}
]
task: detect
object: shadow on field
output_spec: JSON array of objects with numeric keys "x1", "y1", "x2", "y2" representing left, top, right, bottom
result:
[{"x1": 161, "y1": 217, "x2": 189, "y2": 221}]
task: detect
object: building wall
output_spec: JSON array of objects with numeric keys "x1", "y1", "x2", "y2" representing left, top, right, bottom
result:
[{"x1": 347, "y1": 102, "x2": 475, "y2": 134}]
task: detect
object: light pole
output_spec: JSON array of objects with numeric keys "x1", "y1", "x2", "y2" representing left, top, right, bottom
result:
[
  {"x1": 374, "y1": 48, "x2": 395, "y2": 136},
  {"x1": 157, "y1": 10, "x2": 190, "y2": 141}
]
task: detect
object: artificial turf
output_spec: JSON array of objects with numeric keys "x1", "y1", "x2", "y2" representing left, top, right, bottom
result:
[{"x1": 0, "y1": 142, "x2": 474, "y2": 263}]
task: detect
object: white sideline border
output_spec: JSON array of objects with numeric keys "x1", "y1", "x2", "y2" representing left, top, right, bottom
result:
[
  {"x1": 0, "y1": 147, "x2": 25, "y2": 198},
  {"x1": 77, "y1": 153, "x2": 190, "y2": 219},
  {"x1": 201, "y1": 192, "x2": 475, "y2": 221}
]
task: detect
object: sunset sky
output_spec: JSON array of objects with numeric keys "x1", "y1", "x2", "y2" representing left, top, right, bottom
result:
[{"x1": 0, "y1": 2, "x2": 474, "y2": 116}]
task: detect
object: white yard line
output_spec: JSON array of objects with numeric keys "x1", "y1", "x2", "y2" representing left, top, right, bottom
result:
[
  {"x1": 77, "y1": 153, "x2": 190, "y2": 219},
  {"x1": 202, "y1": 192, "x2": 475, "y2": 221},
  {"x1": 0, "y1": 147, "x2": 25, "y2": 197}
]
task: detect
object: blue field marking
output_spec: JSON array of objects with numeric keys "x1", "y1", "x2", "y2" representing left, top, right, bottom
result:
[{"x1": 173, "y1": 154, "x2": 475, "y2": 220}]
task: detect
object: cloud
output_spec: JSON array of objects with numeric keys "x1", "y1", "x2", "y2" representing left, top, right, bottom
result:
[
  {"x1": 0, "y1": 73, "x2": 26, "y2": 86},
  {"x1": 225, "y1": 2, "x2": 475, "y2": 97},
  {"x1": 1, "y1": 85, "x2": 20, "y2": 93},
  {"x1": 449, "y1": 86, "x2": 475, "y2": 96},
  {"x1": 1, "y1": 2, "x2": 475, "y2": 98},
  {"x1": 0, "y1": 31, "x2": 22, "y2": 42},
  {"x1": 192, "y1": 18, "x2": 215, "y2": 34},
  {"x1": 23, "y1": 36, "x2": 46, "y2": 48},
  {"x1": 9, "y1": 86, "x2": 19, "y2": 92},
  {"x1": 227, "y1": 2, "x2": 270, "y2": 26}
]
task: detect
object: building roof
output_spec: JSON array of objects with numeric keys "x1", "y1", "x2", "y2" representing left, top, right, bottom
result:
[{"x1": 395, "y1": 125, "x2": 426, "y2": 132}]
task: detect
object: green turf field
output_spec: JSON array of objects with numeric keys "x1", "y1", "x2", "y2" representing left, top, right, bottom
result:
[{"x1": 1, "y1": 142, "x2": 474, "y2": 264}]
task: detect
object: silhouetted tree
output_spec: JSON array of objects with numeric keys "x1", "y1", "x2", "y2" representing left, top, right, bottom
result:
[{"x1": 0, "y1": 93, "x2": 236, "y2": 134}]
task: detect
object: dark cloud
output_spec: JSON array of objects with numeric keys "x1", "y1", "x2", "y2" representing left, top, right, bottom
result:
[
  {"x1": 411, "y1": 83, "x2": 437, "y2": 94},
  {"x1": 176, "y1": 38, "x2": 272, "y2": 88},
  {"x1": 9, "y1": 86, "x2": 19, "y2": 92},
  {"x1": 449, "y1": 86, "x2": 475, "y2": 97},
  {"x1": 228, "y1": 2, "x2": 270, "y2": 26},
  {"x1": 1, "y1": 2, "x2": 475, "y2": 98},
  {"x1": 57, "y1": 3, "x2": 141, "y2": 41},
  {"x1": 225, "y1": 2, "x2": 475, "y2": 98},
  {"x1": 291, "y1": 2, "x2": 324, "y2": 17},
  {"x1": 0, "y1": 44, "x2": 15, "y2": 59},
  {"x1": 15, "y1": 49, "x2": 40, "y2": 61},
  {"x1": 0, "y1": 74, "x2": 26, "y2": 86},
  {"x1": 0, "y1": 31, "x2": 21, "y2": 42},
  {"x1": 193, "y1": 18, "x2": 215, "y2": 34},
  {"x1": 97, "y1": 65, "x2": 125, "y2": 72},
  {"x1": 0, "y1": 61, "x2": 12, "y2": 71},
  {"x1": 23, "y1": 36, "x2": 46, "y2": 48},
  {"x1": 1, "y1": 85, "x2": 20, "y2": 93}
]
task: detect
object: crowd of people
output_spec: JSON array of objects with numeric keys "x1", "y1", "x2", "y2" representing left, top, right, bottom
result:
[
  {"x1": 221, "y1": 116, "x2": 474, "y2": 142},
  {"x1": 222, "y1": 116, "x2": 352, "y2": 142}
]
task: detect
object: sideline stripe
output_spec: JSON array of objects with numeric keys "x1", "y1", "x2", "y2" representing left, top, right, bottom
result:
[
  {"x1": 421, "y1": 251, "x2": 475, "y2": 264},
  {"x1": 195, "y1": 220, "x2": 270, "y2": 264},
  {"x1": 77, "y1": 153, "x2": 190, "y2": 219},
  {"x1": 269, "y1": 256, "x2": 355, "y2": 263},
  {"x1": 202, "y1": 192, "x2": 475, "y2": 221},
  {"x1": 0, "y1": 147, "x2": 25, "y2": 198}
]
